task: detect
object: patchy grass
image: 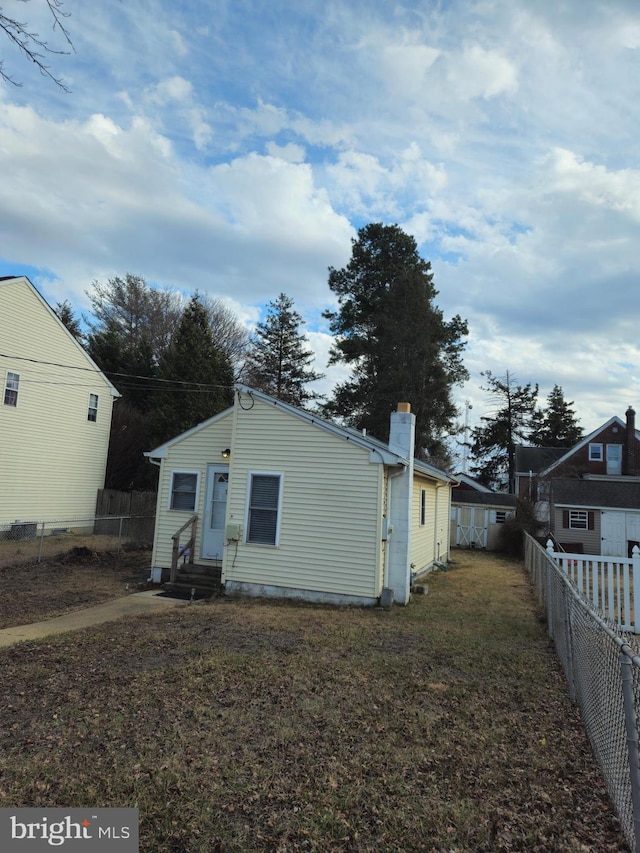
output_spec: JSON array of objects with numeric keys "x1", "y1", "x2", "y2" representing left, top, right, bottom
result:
[
  {"x1": 0, "y1": 551, "x2": 629, "y2": 852},
  {"x1": 0, "y1": 547, "x2": 150, "y2": 628}
]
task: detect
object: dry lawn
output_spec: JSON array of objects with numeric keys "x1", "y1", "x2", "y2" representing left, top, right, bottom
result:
[
  {"x1": 0, "y1": 545, "x2": 150, "y2": 629},
  {"x1": 0, "y1": 550, "x2": 629, "y2": 852}
]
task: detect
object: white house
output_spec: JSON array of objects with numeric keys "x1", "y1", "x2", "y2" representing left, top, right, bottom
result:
[
  {"x1": 0, "y1": 276, "x2": 119, "y2": 533},
  {"x1": 145, "y1": 385, "x2": 455, "y2": 606}
]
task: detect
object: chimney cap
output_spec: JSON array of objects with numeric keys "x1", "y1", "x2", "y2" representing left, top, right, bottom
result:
[{"x1": 397, "y1": 402, "x2": 411, "y2": 413}]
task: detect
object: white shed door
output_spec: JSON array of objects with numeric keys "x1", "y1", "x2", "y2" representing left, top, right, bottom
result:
[
  {"x1": 202, "y1": 466, "x2": 229, "y2": 560},
  {"x1": 456, "y1": 507, "x2": 488, "y2": 548},
  {"x1": 601, "y1": 511, "x2": 626, "y2": 557}
]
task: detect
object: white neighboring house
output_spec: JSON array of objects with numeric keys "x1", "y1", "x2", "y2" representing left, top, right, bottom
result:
[
  {"x1": 0, "y1": 276, "x2": 119, "y2": 533},
  {"x1": 145, "y1": 385, "x2": 456, "y2": 606}
]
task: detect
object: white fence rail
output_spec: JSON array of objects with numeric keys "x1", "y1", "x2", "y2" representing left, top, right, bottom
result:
[{"x1": 546, "y1": 540, "x2": 640, "y2": 633}]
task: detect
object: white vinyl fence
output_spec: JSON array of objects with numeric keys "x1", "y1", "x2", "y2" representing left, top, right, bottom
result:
[{"x1": 546, "y1": 541, "x2": 640, "y2": 633}]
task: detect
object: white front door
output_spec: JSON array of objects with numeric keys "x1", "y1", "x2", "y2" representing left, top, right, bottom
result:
[
  {"x1": 202, "y1": 466, "x2": 229, "y2": 560},
  {"x1": 606, "y1": 444, "x2": 622, "y2": 475},
  {"x1": 601, "y1": 510, "x2": 626, "y2": 557}
]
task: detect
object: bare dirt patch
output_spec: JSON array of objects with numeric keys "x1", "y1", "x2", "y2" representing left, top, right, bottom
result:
[{"x1": 0, "y1": 546, "x2": 151, "y2": 629}]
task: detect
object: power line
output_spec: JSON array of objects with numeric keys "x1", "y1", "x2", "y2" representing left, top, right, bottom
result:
[{"x1": 0, "y1": 352, "x2": 234, "y2": 390}]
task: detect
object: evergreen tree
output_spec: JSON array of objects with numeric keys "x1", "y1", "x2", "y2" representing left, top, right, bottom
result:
[
  {"x1": 149, "y1": 294, "x2": 233, "y2": 447},
  {"x1": 529, "y1": 385, "x2": 583, "y2": 447},
  {"x1": 54, "y1": 299, "x2": 82, "y2": 340},
  {"x1": 323, "y1": 223, "x2": 468, "y2": 458},
  {"x1": 244, "y1": 293, "x2": 323, "y2": 406},
  {"x1": 470, "y1": 370, "x2": 538, "y2": 492}
]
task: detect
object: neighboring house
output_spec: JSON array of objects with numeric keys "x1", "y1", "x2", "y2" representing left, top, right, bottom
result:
[
  {"x1": 450, "y1": 473, "x2": 517, "y2": 550},
  {"x1": 531, "y1": 407, "x2": 640, "y2": 556},
  {"x1": 145, "y1": 385, "x2": 456, "y2": 606},
  {"x1": 514, "y1": 446, "x2": 567, "y2": 505},
  {"x1": 0, "y1": 276, "x2": 119, "y2": 533}
]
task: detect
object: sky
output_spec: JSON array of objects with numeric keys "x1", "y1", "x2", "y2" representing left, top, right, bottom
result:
[{"x1": 1, "y1": 0, "x2": 639, "y2": 448}]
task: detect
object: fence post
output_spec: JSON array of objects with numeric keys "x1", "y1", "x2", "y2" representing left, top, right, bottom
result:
[
  {"x1": 633, "y1": 546, "x2": 640, "y2": 634},
  {"x1": 620, "y1": 649, "x2": 640, "y2": 852},
  {"x1": 118, "y1": 516, "x2": 124, "y2": 552}
]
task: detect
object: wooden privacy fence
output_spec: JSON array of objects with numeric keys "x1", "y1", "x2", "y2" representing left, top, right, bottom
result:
[{"x1": 94, "y1": 489, "x2": 157, "y2": 543}]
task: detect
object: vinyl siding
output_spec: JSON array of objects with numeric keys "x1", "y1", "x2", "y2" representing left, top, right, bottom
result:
[
  {"x1": 552, "y1": 507, "x2": 601, "y2": 553},
  {"x1": 224, "y1": 396, "x2": 384, "y2": 598},
  {"x1": 0, "y1": 279, "x2": 115, "y2": 526},
  {"x1": 150, "y1": 412, "x2": 233, "y2": 568}
]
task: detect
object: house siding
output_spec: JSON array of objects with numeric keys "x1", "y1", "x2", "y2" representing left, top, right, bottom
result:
[
  {"x1": 552, "y1": 507, "x2": 601, "y2": 553},
  {"x1": 223, "y1": 396, "x2": 384, "y2": 599},
  {"x1": 0, "y1": 278, "x2": 115, "y2": 527},
  {"x1": 150, "y1": 412, "x2": 233, "y2": 569}
]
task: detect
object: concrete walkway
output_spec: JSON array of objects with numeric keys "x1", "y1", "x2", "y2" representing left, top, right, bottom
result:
[{"x1": 0, "y1": 591, "x2": 189, "y2": 648}]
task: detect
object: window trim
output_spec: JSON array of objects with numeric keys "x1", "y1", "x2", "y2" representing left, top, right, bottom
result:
[
  {"x1": 568, "y1": 510, "x2": 588, "y2": 530},
  {"x1": 3, "y1": 371, "x2": 19, "y2": 407},
  {"x1": 168, "y1": 470, "x2": 200, "y2": 512},
  {"x1": 244, "y1": 471, "x2": 283, "y2": 546},
  {"x1": 87, "y1": 392, "x2": 99, "y2": 422},
  {"x1": 588, "y1": 443, "x2": 603, "y2": 462}
]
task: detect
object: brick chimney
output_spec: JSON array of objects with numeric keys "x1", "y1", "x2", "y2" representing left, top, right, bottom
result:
[
  {"x1": 625, "y1": 406, "x2": 638, "y2": 476},
  {"x1": 385, "y1": 403, "x2": 415, "y2": 606}
]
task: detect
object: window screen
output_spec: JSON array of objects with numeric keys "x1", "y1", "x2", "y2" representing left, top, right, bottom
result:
[
  {"x1": 171, "y1": 472, "x2": 198, "y2": 511},
  {"x1": 247, "y1": 474, "x2": 281, "y2": 544}
]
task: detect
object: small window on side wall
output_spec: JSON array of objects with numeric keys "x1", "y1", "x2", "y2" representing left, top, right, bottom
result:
[
  {"x1": 170, "y1": 472, "x2": 199, "y2": 511},
  {"x1": 87, "y1": 393, "x2": 99, "y2": 422},
  {"x1": 4, "y1": 371, "x2": 19, "y2": 406},
  {"x1": 420, "y1": 489, "x2": 426, "y2": 526},
  {"x1": 246, "y1": 473, "x2": 282, "y2": 545},
  {"x1": 589, "y1": 443, "x2": 603, "y2": 462}
]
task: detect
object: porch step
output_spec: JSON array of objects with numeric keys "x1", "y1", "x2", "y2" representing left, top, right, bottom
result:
[{"x1": 164, "y1": 564, "x2": 222, "y2": 600}]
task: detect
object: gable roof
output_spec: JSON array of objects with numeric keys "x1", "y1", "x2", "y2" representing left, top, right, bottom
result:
[
  {"x1": 539, "y1": 416, "x2": 639, "y2": 477},
  {"x1": 452, "y1": 473, "x2": 493, "y2": 492},
  {"x1": 145, "y1": 384, "x2": 456, "y2": 484},
  {"x1": 0, "y1": 275, "x2": 120, "y2": 398},
  {"x1": 552, "y1": 477, "x2": 640, "y2": 510}
]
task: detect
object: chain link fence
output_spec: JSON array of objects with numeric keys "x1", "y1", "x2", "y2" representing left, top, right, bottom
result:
[
  {"x1": 0, "y1": 515, "x2": 155, "y2": 568},
  {"x1": 525, "y1": 533, "x2": 640, "y2": 851}
]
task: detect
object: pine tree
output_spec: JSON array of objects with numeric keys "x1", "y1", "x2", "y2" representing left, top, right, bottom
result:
[
  {"x1": 244, "y1": 293, "x2": 323, "y2": 406},
  {"x1": 149, "y1": 295, "x2": 234, "y2": 447},
  {"x1": 323, "y1": 223, "x2": 468, "y2": 458},
  {"x1": 470, "y1": 370, "x2": 538, "y2": 492},
  {"x1": 529, "y1": 385, "x2": 583, "y2": 447},
  {"x1": 54, "y1": 299, "x2": 82, "y2": 339}
]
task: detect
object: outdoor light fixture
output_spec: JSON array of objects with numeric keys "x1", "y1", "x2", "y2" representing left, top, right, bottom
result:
[{"x1": 221, "y1": 448, "x2": 231, "y2": 459}]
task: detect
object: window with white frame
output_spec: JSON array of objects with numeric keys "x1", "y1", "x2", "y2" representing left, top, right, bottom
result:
[
  {"x1": 420, "y1": 489, "x2": 426, "y2": 526},
  {"x1": 3, "y1": 371, "x2": 19, "y2": 406},
  {"x1": 495, "y1": 511, "x2": 507, "y2": 524},
  {"x1": 246, "y1": 473, "x2": 282, "y2": 545},
  {"x1": 569, "y1": 510, "x2": 588, "y2": 530},
  {"x1": 87, "y1": 393, "x2": 99, "y2": 422},
  {"x1": 170, "y1": 472, "x2": 199, "y2": 511},
  {"x1": 588, "y1": 443, "x2": 603, "y2": 462}
]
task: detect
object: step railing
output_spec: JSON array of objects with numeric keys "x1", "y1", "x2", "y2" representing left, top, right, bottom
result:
[{"x1": 170, "y1": 514, "x2": 197, "y2": 584}]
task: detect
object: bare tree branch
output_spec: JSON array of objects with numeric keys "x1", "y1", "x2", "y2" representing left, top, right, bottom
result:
[{"x1": 0, "y1": 0, "x2": 73, "y2": 91}]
